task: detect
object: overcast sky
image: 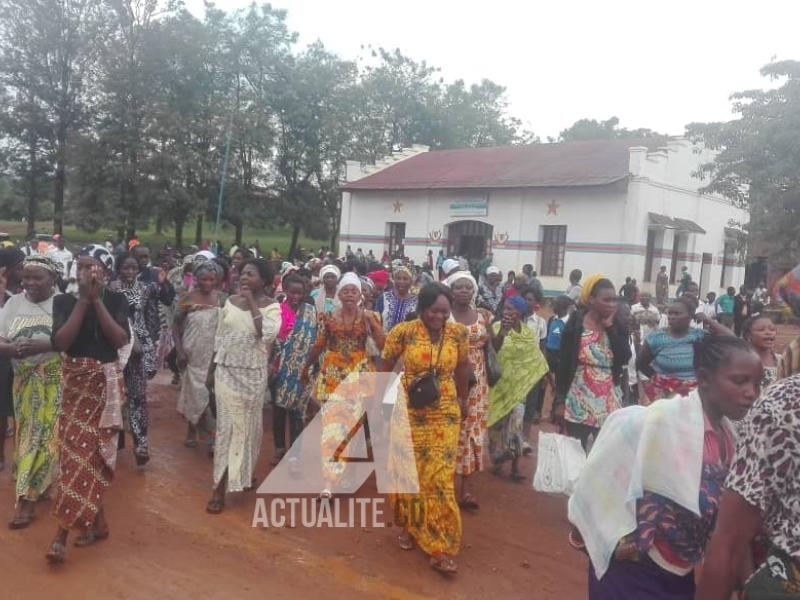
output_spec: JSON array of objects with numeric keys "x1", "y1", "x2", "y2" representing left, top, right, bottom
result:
[{"x1": 185, "y1": 0, "x2": 798, "y2": 140}]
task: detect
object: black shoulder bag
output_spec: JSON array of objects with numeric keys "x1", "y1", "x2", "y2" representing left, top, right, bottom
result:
[{"x1": 407, "y1": 329, "x2": 445, "y2": 409}]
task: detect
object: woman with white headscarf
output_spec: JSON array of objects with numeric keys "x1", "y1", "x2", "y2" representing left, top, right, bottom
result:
[
  {"x1": 301, "y1": 272, "x2": 385, "y2": 497},
  {"x1": 444, "y1": 270, "x2": 492, "y2": 509},
  {"x1": 310, "y1": 264, "x2": 341, "y2": 315},
  {"x1": 302, "y1": 272, "x2": 384, "y2": 404},
  {"x1": 173, "y1": 260, "x2": 226, "y2": 449}
]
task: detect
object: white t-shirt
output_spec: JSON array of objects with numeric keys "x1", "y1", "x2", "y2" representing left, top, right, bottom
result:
[
  {"x1": 631, "y1": 303, "x2": 662, "y2": 339},
  {"x1": 526, "y1": 313, "x2": 547, "y2": 342}
]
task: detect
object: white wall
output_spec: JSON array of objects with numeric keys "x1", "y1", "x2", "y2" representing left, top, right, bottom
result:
[{"x1": 340, "y1": 139, "x2": 748, "y2": 297}]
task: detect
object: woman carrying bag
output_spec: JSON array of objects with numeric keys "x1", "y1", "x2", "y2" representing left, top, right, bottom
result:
[{"x1": 381, "y1": 283, "x2": 471, "y2": 574}]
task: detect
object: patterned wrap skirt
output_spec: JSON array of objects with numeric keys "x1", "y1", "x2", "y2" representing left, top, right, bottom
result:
[{"x1": 53, "y1": 357, "x2": 124, "y2": 531}]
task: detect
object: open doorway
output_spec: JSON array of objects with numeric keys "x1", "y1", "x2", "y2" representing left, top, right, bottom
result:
[{"x1": 446, "y1": 220, "x2": 493, "y2": 262}]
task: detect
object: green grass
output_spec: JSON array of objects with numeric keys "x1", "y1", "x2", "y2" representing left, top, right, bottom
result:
[{"x1": 0, "y1": 220, "x2": 328, "y2": 256}]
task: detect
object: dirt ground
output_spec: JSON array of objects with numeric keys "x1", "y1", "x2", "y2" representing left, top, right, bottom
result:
[
  {"x1": 0, "y1": 377, "x2": 586, "y2": 600},
  {"x1": 2, "y1": 324, "x2": 796, "y2": 600}
]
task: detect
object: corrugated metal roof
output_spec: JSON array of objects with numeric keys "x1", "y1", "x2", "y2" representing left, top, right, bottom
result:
[{"x1": 342, "y1": 138, "x2": 666, "y2": 191}]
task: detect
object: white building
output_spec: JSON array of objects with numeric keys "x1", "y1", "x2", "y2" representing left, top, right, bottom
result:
[{"x1": 339, "y1": 138, "x2": 747, "y2": 296}]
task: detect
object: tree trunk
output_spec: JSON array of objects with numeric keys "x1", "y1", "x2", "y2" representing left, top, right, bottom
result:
[
  {"x1": 234, "y1": 221, "x2": 243, "y2": 246},
  {"x1": 26, "y1": 137, "x2": 37, "y2": 238},
  {"x1": 53, "y1": 124, "x2": 67, "y2": 235},
  {"x1": 195, "y1": 214, "x2": 203, "y2": 245},
  {"x1": 155, "y1": 213, "x2": 163, "y2": 235},
  {"x1": 288, "y1": 225, "x2": 301, "y2": 260},
  {"x1": 175, "y1": 215, "x2": 185, "y2": 250},
  {"x1": 116, "y1": 226, "x2": 125, "y2": 241}
]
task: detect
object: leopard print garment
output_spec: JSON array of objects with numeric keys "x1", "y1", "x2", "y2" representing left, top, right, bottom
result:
[{"x1": 726, "y1": 374, "x2": 800, "y2": 563}]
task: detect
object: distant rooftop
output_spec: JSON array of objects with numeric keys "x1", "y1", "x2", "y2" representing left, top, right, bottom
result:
[{"x1": 342, "y1": 138, "x2": 669, "y2": 191}]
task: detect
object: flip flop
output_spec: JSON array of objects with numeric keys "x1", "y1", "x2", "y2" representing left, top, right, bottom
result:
[
  {"x1": 398, "y1": 533, "x2": 414, "y2": 551},
  {"x1": 74, "y1": 529, "x2": 109, "y2": 547},
  {"x1": 134, "y1": 449, "x2": 150, "y2": 467},
  {"x1": 46, "y1": 541, "x2": 66, "y2": 565},
  {"x1": 8, "y1": 514, "x2": 34, "y2": 530},
  {"x1": 206, "y1": 497, "x2": 225, "y2": 514},
  {"x1": 430, "y1": 554, "x2": 458, "y2": 574},
  {"x1": 509, "y1": 472, "x2": 526, "y2": 483},
  {"x1": 184, "y1": 439, "x2": 198, "y2": 448},
  {"x1": 458, "y1": 494, "x2": 480, "y2": 510}
]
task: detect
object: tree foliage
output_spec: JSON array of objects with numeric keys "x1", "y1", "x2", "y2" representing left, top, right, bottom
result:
[
  {"x1": 687, "y1": 60, "x2": 800, "y2": 268},
  {"x1": 0, "y1": 1, "x2": 535, "y2": 251},
  {"x1": 557, "y1": 116, "x2": 663, "y2": 143}
]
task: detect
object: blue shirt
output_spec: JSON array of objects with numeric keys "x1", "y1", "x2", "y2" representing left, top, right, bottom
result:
[
  {"x1": 546, "y1": 317, "x2": 566, "y2": 351},
  {"x1": 645, "y1": 327, "x2": 707, "y2": 380}
]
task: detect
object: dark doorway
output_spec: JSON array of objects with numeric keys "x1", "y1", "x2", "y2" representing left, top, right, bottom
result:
[{"x1": 446, "y1": 220, "x2": 493, "y2": 261}]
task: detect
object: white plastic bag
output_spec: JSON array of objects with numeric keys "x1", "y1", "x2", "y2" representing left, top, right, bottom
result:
[{"x1": 533, "y1": 431, "x2": 586, "y2": 496}]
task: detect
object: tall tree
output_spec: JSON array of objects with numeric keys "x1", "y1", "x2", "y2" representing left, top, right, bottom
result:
[
  {"x1": 0, "y1": 0, "x2": 104, "y2": 235},
  {"x1": 687, "y1": 59, "x2": 800, "y2": 268}
]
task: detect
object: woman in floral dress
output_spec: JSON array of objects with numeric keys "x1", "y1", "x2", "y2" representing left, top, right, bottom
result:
[
  {"x1": 555, "y1": 275, "x2": 631, "y2": 452},
  {"x1": 381, "y1": 283, "x2": 471, "y2": 574},
  {"x1": 444, "y1": 270, "x2": 491, "y2": 509}
]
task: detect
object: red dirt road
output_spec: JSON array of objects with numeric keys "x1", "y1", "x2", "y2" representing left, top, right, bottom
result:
[
  {"x1": 0, "y1": 372, "x2": 587, "y2": 600},
  {"x1": 6, "y1": 324, "x2": 795, "y2": 599}
]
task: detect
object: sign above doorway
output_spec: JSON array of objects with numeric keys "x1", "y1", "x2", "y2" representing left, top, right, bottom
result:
[{"x1": 449, "y1": 197, "x2": 488, "y2": 217}]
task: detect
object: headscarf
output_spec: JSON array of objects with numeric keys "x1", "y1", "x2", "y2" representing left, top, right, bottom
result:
[
  {"x1": 194, "y1": 250, "x2": 215, "y2": 261},
  {"x1": 505, "y1": 294, "x2": 529, "y2": 318},
  {"x1": 0, "y1": 247, "x2": 25, "y2": 269},
  {"x1": 393, "y1": 265, "x2": 413, "y2": 279},
  {"x1": 193, "y1": 260, "x2": 223, "y2": 279},
  {"x1": 778, "y1": 264, "x2": 800, "y2": 317},
  {"x1": 80, "y1": 244, "x2": 114, "y2": 271},
  {"x1": 368, "y1": 270, "x2": 390, "y2": 288},
  {"x1": 579, "y1": 273, "x2": 608, "y2": 306},
  {"x1": 23, "y1": 255, "x2": 62, "y2": 277},
  {"x1": 336, "y1": 272, "x2": 362, "y2": 296},
  {"x1": 320, "y1": 264, "x2": 341, "y2": 281},
  {"x1": 441, "y1": 258, "x2": 460, "y2": 276},
  {"x1": 443, "y1": 270, "x2": 478, "y2": 304},
  {"x1": 486, "y1": 266, "x2": 501, "y2": 276}
]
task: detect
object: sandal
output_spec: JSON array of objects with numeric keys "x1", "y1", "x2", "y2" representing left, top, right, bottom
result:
[
  {"x1": 134, "y1": 449, "x2": 150, "y2": 467},
  {"x1": 74, "y1": 529, "x2": 109, "y2": 547},
  {"x1": 458, "y1": 493, "x2": 480, "y2": 510},
  {"x1": 206, "y1": 496, "x2": 225, "y2": 514},
  {"x1": 430, "y1": 554, "x2": 458, "y2": 574},
  {"x1": 46, "y1": 541, "x2": 66, "y2": 565},
  {"x1": 509, "y1": 472, "x2": 526, "y2": 483},
  {"x1": 8, "y1": 513, "x2": 34, "y2": 530},
  {"x1": 398, "y1": 532, "x2": 414, "y2": 551}
]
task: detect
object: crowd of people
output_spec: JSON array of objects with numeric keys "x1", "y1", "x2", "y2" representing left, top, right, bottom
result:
[{"x1": 0, "y1": 234, "x2": 797, "y2": 596}]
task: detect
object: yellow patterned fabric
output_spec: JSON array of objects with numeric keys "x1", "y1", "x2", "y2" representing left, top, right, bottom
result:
[{"x1": 383, "y1": 319, "x2": 468, "y2": 557}]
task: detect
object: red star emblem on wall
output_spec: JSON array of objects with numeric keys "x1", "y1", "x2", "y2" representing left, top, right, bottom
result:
[
  {"x1": 546, "y1": 199, "x2": 559, "y2": 215},
  {"x1": 392, "y1": 200, "x2": 403, "y2": 213}
]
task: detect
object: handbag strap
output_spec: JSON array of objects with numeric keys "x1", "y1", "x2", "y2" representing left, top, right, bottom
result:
[{"x1": 429, "y1": 325, "x2": 445, "y2": 376}]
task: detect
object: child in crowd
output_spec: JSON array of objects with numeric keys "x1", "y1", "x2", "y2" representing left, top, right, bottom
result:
[
  {"x1": 742, "y1": 314, "x2": 784, "y2": 390},
  {"x1": 545, "y1": 295, "x2": 571, "y2": 420},
  {"x1": 715, "y1": 287, "x2": 736, "y2": 328}
]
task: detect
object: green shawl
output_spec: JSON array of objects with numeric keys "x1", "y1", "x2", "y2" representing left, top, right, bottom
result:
[{"x1": 487, "y1": 321, "x2": 549, "y2": 426}]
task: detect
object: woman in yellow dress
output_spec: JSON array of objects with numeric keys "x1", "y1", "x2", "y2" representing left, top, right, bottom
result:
[{"x1": 381, "y1": 283, "x2": 471, "y2": 574}]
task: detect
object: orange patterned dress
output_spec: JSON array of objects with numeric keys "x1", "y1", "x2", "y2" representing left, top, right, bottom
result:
[
  {"x1": 312, "y1": 310, "x2": 380, "y2": 403},
  {"x1": 456, "y1": 310, "x2": 490, "y2": 476},
  {"x1": 383, "y1": 319, "x2": 469, "y2": 557}
]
